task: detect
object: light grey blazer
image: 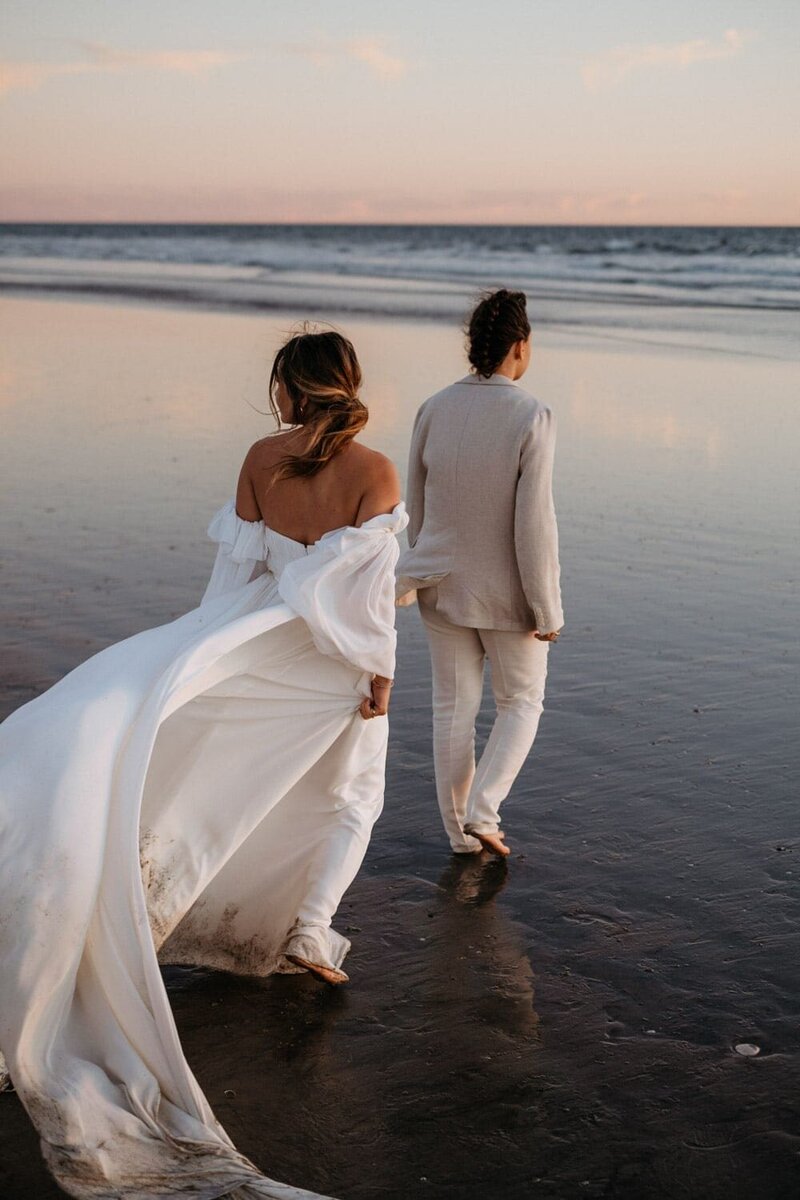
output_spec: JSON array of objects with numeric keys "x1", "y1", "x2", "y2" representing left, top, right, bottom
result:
[{"x1": 397, "y1": 373, "x2": 564, "y2": 633}]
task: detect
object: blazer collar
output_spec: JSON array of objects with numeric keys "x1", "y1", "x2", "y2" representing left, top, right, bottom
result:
[{"x1": 459, "y1": 373, "x2": 520, "y2": 387}]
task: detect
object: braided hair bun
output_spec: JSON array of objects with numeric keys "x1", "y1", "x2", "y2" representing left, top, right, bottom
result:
[{"x1": 466, "y1": 289, "x2": 530, "y2": 378}]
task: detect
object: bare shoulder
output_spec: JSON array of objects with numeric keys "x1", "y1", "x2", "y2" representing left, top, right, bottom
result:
[
  {"x1": 349, "y1": 442, "x2": 402, "y2": 524},
  {"x1": 243, "y1": 432, "x2": 293, "y2": 467},
  {"x1": 346, "y1": 442, "x2": 401, "y2": 486}
]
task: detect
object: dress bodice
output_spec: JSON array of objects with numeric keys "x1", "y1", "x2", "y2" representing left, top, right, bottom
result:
[
  {"x1": 263, "y1": 527, "x2": 311, "y2": 580},
  {"x1": 204, "y1": 497, "x2": 408, "y2": 680},
  {"x1": 204, "y1": 500, "x2": 311, "y2": 587}
]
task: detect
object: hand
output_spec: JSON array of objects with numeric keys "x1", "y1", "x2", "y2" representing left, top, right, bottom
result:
[
  {"x1": 359, "y1": 675, "x2": 393, "y2": 720},
  {"x1": 534, "y1": 629, "x2": 561, "y2": 642}
]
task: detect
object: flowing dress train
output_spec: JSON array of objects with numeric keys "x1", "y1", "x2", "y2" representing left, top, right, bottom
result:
[{"x1": 0, "y1": 499, "x2": 407, "y2": 1199}]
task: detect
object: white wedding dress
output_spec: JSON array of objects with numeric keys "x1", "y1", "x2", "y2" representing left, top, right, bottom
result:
[{"x1": 0, "y1": 498, "x2": 407, "y2": 1199}]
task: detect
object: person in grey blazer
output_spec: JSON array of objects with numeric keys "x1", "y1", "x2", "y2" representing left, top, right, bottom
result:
[{"x1": 397, "y1": 289, "x2": 563, "y2": 857}]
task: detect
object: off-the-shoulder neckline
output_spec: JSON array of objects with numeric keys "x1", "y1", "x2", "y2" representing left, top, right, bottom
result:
[{"x1": 232, "y1": 500, "x2": 406, "y2": 550}]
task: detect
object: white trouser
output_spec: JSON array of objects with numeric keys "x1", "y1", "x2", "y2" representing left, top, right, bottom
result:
[{"x1": 419, "y1": 589, "x2": 549, "y2": 853}]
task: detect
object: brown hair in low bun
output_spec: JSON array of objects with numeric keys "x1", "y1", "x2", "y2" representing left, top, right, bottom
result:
[
  {"x1": 268, "y1": 328, "x2": 368, "y2": 481},
  {"x1": 466, "y1": 289, "x2": 531, "y2": 378}
]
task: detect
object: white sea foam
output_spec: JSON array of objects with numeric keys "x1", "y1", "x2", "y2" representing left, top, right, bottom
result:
[
  {"x1": 1, "y1": 223, "x2": 797, "y2": 302},
  {"x1": 1, "y1": 225, "x2": 798, "y2": 350}
]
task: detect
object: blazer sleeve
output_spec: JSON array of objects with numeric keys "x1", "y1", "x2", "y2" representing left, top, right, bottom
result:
[
  {"x1": 514, "y1": 407, "x2": 564, "y2": 632},
  {"x1": 405, "y1": 404, "x2": 428, "y2": 549}
]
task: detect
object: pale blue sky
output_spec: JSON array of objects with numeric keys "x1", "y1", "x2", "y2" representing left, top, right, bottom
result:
[{"x1": 1, "y1": 0, "x2": 798, "y2": 222}]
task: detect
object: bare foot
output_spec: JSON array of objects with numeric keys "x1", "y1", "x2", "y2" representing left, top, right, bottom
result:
[
  {"x1": 286, "y1": 954, "x2": 349, "y2": 986},
  {"x1": 465, "y1": 828, "x2": 511, "y2": 857}
]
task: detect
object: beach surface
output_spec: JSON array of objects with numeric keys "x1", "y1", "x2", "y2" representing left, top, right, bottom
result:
[{"x1": 1, "y1": 285, "x2": 799, "y2": 1199}]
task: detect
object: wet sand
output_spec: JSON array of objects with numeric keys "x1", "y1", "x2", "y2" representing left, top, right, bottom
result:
[{"x1": 1, "y1": 294, "x2": 799, "y2": 1198}]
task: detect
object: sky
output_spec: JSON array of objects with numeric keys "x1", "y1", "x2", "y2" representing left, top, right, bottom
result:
[{"x1": 1, "y1": 0, "x2": 798, "y2": 225}]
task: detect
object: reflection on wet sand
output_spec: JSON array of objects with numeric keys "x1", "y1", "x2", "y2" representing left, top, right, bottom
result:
[
  {"x1": 153, "y1": 856, "x2": 542, "y2": 1199},
  {"x1": 435, "y1": 854, "x2": 540, "y2": 1042},
  {"x1": 567, "y1": 373, "x2": 727, "y2": 465}
]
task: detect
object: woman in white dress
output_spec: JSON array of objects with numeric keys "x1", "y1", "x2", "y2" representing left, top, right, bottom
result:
[{"x1": 0, "y1": 329, "x2": 404, "y2": 1199}]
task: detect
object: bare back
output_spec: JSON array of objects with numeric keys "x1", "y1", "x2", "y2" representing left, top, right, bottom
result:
[{"x1": 235, "y1": 429, "x2": 401, "y2": 545}]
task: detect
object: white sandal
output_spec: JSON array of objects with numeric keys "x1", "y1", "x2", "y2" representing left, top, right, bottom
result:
[{"x1": 286, "y1": 954, "x2": 349, "y2": 986}]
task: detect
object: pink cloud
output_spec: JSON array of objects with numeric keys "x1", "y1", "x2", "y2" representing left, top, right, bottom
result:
[
  {"x1": 288, "y1": 35, "x2": 409, "y2": 80},
  {"x1": 582, "y1": 28, "x2": 752, "y2": 91},
  {"x1": 0, "y1": 43, "x2": 245, "y2": 98}
]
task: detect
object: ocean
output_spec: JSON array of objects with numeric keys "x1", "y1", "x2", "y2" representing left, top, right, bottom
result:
[{"x1": 1, "y1": 224, "x2": 798, "y2": 330}]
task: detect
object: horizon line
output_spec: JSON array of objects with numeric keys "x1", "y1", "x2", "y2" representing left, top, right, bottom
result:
[{"x1": 0, "y1": 218, "x2": 797, "y2": 229}]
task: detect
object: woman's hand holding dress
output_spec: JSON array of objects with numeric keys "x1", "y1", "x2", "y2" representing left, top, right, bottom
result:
[{"x1": 359, "y1": 675, "x2": 393, "y2": 719}]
